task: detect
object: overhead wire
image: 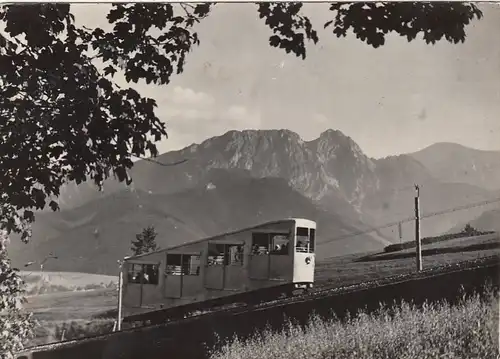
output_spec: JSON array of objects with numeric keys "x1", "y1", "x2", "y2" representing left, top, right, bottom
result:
[
  {"x1": 319, "y1": 196, "x2": 500, "y2": 244},
  {"x1": 131, "y1": 155, "x2": 189, "y2": 167}
]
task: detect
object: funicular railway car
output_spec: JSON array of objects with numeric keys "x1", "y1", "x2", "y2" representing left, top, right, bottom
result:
[{"x1": 121, "y1": 218, "x2": 316, "y2": 320}]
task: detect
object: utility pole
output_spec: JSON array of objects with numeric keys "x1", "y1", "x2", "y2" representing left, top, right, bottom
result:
[
  {"x1": 117, "y1": 259, "x2": 124, "y2": 331},
  {"x1": 398, "y1": 222, "x2": 403, "y2": 244},
  {"x1": 414, "y1": 184, "x2": 422, "y2": 271}
]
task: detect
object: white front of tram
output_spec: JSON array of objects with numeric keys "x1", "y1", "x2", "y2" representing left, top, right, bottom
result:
[{"x1": 291, "y1": 218, "x2": 316, "y2": 289}]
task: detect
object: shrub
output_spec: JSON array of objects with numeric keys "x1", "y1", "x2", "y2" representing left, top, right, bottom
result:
[{"x1": 209, "y1": 288, "x2": 499, "y2": 359}]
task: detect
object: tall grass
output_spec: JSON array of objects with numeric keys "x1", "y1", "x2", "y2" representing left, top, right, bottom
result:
[
  {"x1": 209, "y1": 288, "x2": 499, "y2": 359},
  {"x1": 27, "y1": 319, "x2": 116, "y2": 346}
]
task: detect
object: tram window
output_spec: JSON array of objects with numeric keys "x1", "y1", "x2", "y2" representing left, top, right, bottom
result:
[
  {"x1": 127, "y1": 263, "x2": 159, "y2": 285},
  {"x1": 184, "y1": 255, "x2": 201, "y2": 275},
  {"x1": 127, "y1": 263, "x2": 143, "y2": 284},
  {"x1": 309, "y1": 228, "x2": 315, "y2": 253},
  {"x1": 207, "y1": 243, "x2": 225, "y2": 266},
  {"x1": 251, "y1": 233, "x2": 269, "y2": 255},
  {"x1": 166, "y1": 254, "x2": 182, "y2": 275},
  {"x1": 143, "y1": 264, "x2": 159, "y2": 285},
  {"x1": 270, "y1": 234, "x2": 290, "y2": 255},
  {"x1": 296, "y1": 227, "x2": 309, "y2": 253},
  {"x1": 166, "y1": 254, "x2": 200, "y2": 275},
  {"x1": 227, "y1": 244, "x2": 244, "y2": 265}
]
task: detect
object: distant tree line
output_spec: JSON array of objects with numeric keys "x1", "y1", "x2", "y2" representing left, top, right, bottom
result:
[{"x1": 384, "y1": 224, "x2": 495, "y2": 253}]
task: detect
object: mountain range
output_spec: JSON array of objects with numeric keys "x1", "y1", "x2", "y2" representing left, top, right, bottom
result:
[{"x1": 7, "y1": 129, "x2": 500, "y2": 275}]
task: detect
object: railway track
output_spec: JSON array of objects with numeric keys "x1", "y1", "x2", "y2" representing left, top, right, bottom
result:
[
  {"x1": 253, "y1": 254, "x2": 499, "y2": 310},
  {"x1": 123, "y1": 254, "x2": 499, "y2": 326}
]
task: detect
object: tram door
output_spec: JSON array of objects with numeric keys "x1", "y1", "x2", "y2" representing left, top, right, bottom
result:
[
  {"x1": 125, "y1": 262, "x2": 145, "y2": 307},
  {"x1": 249, "y1": 232, "x2": 291, "y2": 280},
  {"x1": 249, "y1": 233, "x2": 270, "y2": 280},
  {"x1": 204, "y1": 242, "x2": 245, "y2": 290}
]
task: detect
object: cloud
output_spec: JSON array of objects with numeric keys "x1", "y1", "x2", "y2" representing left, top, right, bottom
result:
[
  {"x1": 312, "y1": 113, "x2": 329, "y2": 125},
  {"x1": 146, "y1": 86, "x2": 261, "y2": 152},
  {"x1": 169, "y1": 86, "x2": 215, "y2": 107},
  {"x1": 222, "y1": 105, "x2": 261, "y2": 128}
]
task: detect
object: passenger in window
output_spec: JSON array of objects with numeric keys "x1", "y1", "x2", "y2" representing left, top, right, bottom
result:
[
  {"x1": 149, "y1": 265, "x2": 158, "y2": 284},
  {"x1": 235, "y1": 246, "x2": 243, "y2": 263},
  {"x1": 297, "y1": 240, "x2": 306, "y2": 251},
  {"x1": 281, "y1": 242, "x2": 289, "y2": 254},
  {"x1": 134, "y1": 271, "x2": 142, "y2": 283}
]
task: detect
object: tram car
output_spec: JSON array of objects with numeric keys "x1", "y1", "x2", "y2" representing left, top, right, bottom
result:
[{"x1": 121, "y1": 218, "x2": 316, "y2": 319}]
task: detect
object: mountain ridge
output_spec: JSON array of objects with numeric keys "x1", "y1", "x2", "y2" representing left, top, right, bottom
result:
[
  {"x1": 409, "y1": 142, "x2": 500, "y2": 191},
  {"x1": 52, "y1": 130, "x2": 500, "y2": 212}
]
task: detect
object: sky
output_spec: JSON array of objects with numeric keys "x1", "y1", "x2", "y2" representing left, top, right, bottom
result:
[{"x1": 73, "y1": 3, "x2": 500, "y2": 159}]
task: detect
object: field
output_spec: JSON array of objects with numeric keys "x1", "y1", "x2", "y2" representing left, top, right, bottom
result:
[
  {"x1": 20, "y1": 271, "x2": 118, "y2": 346},
  {"x1": 21, "y1": 271, "x2": 117, "y2": 293},
  {"x1": 21, "y1": 272, "x2": 117, "y2": 319},
  {"x1": 314, "y1": 233, "x2": 499, "y2": 286},
  {"x1": 208, "y1": 286, "x2": 499, "y2": 359},
  {"x1": 21, "y1": 233, "x2": 499, "y2": 346}
]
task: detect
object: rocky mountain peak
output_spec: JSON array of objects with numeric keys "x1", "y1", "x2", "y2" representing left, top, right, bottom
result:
[{"x1": 54, "y1": 128, "x2": 381, "y2": 212}]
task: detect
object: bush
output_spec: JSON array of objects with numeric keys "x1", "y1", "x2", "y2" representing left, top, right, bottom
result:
[{"x1": 209, "y1": 288, "x2": 499, "y2": 359}]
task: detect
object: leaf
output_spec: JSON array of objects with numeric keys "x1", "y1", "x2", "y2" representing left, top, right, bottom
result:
[
  {"x1": 23, "y1": 210, "x2": 34, "y2": 222},
  {"x1": 103, "y1": 65, "x2": 117, "y2": 77},
  {"x1": 323, "y1": 2, "x2": 483, "y2": 48},
  {"x1": 49, "y1": 200, "x2": 59, "y2": 212},
  {"x1": 269, "y1": 35, "x2": 281, "y2": 47}
]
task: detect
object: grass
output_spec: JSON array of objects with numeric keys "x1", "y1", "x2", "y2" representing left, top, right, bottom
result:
[
  {"x1": 27, "y1": 319, "x2": 116, "y2": 347},
  {"x1": 24, "y1": 288, "x2": 117, "y2": 322},
  {"x1": 20, "y1": 272, "x2": 119, "y2": 345},
  {"x1": 20, "y1": 271, "x2": 118, "y2": 296},
  {"x1": 21, "y1": 271, "x2": 118, "y2": 321},
  {"x1": 384, "y1": 228, "x2": 495, "y2": 253},
  {"x1": 314, "y1": 232, "x2": 499, "y2": 287},
  {"x1": 209, "y1": 287, "x2": 500, "y2": 359}
]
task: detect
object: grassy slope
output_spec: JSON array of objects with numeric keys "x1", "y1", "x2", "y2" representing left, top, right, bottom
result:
[
  {"x1": 21, "y1": 271, "x2": 117, "y2": 287},
  {"x1": 22, "y1": 272, "x2": 118, "y2": 323},
  {"x1": 209, "y1": 289, "x2": 499, "y2": 359},
  {"x1": 313, "y1": 233, "x2": 499, "y2": 287}
]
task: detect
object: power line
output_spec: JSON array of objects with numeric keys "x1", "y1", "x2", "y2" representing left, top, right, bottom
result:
[
  {"x1": 420, "y1": 197, "x2": 500, "y2": 220},
  {"x1": 131, "y1": 155, "x2": 188, "y2": 167},
  {"x1": 319, "y1": 196, "x2": 500, "y2": 245}
]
